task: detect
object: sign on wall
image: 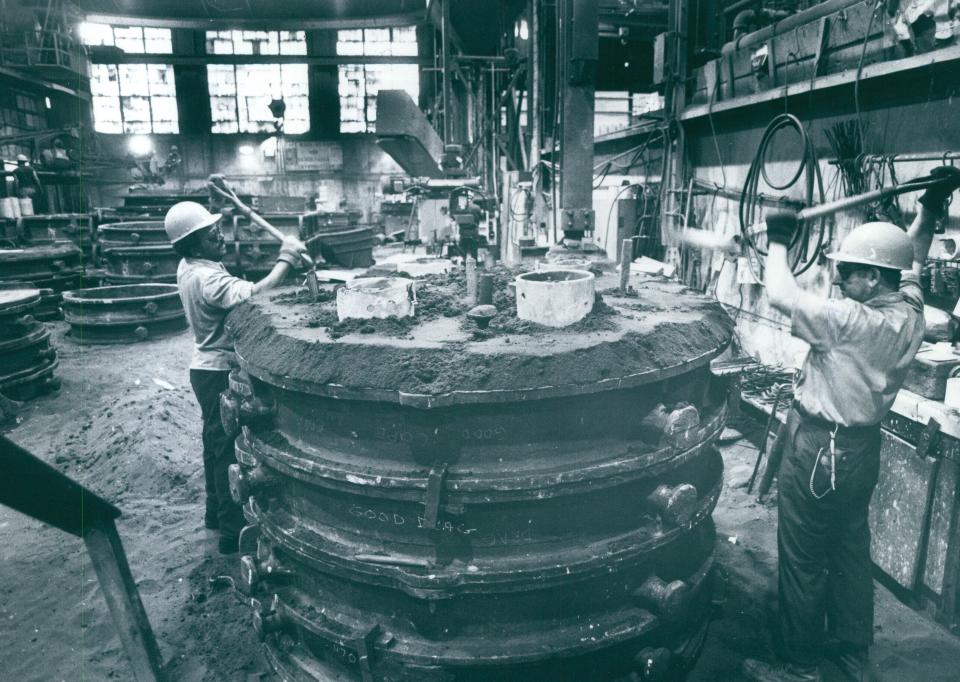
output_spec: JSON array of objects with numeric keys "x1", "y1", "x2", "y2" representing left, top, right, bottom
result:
[{"x1": 285, "y1": 141, "x2": 343, "y2": 170}]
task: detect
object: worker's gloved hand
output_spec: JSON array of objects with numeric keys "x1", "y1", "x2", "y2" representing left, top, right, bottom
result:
[
  {"x1": 765, "y1": 210, "x2": 800, "y2": 247},
  {"x1": 277, "y1": 236, "x2": 309, "y2": 268},
  {"x1": 919, "y1": 166, "x2": 960, "y2": 211}
]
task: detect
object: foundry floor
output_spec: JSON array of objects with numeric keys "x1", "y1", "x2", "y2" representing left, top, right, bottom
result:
[{"x1": 2, "y1": 322, "x2": 959, "y2": 681}]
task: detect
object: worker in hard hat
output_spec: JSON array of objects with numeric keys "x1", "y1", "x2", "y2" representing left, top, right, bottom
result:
[
  {"x1": 164, "y1": 200, "x2": 308, "y2": 554},
  {"x1": 742, "y1": 166, "x2": 960, "y2": 682},
  {"x1": 12, "y1": 154, "x2": 42, "y2": 203}
]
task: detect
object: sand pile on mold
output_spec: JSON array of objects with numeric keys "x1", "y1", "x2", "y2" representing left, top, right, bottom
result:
[
  {"x1": 230, "y1": 281, "x2": 734, "y2": 396},
  {"x1": 273, "y1": 266, "x2": 619, "y2": 339}
]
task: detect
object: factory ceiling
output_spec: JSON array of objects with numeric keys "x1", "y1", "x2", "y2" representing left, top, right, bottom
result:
[{"x1": 65, "y1": 0, "x2": 427, "y2": 22}]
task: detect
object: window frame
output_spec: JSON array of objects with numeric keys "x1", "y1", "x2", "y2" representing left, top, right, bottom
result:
[
  {"x1": 206, "y1": 63, "x2": 311, "y2": 135},
  {"x1": 79, "y1": 23, "x2": 173, "y2": 54},
  {"x1": 336, "y1": 26, "x2": 419, "y2": 134},
  {"x1": 90, "y1": 62, "x2": 180, "y2": 135}
]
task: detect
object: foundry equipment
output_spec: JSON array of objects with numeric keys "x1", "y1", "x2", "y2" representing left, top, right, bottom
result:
[
  {"x1": 0, "y1": 243, "x2": 84, "y2": 320},
  {"x1": 220, "y1": 272, "x2": 733, "y2": 681},
  {"x1": 0, "y1": 288, "x2": 59, "y2": 400},
  {"x1": 97, "y1": 220, "x2": 179, "y2": 285},
  {"x1": 61, "y1": 284, "x2": 187, "y2": 345}
]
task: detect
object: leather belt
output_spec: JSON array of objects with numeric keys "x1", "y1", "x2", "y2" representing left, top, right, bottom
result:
[{"x1": 792, "y1": 403, "x2": 879, "y2": 437}]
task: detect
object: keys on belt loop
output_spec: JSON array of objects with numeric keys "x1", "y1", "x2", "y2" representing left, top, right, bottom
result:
[
  {"x1": 810, "y1": 424, "x2": 839, "y2": 500},
  {"x1": 829, "y1": 423, "x2": 838, "y2": 493}
]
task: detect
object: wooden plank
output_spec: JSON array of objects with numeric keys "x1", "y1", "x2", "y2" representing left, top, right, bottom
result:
[
  {"x1": 0, "y1": 435, "x2": 119, "y2": 537},
  {"x1": 84, "y1": 522, "x2": 166, "y2": 682},
  {"x1": 870, "y1": 431, "x2": 939, "y2": 591}
]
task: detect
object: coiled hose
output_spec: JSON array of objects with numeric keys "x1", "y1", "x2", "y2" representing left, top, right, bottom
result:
[{"x1": 739, "y1": 114, "x2": 827, "y2": 277}]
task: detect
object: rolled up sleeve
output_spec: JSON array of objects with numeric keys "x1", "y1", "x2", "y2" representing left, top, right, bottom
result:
[{"x1": 790, "y1": 291, "x2": 854, "y2": 350}]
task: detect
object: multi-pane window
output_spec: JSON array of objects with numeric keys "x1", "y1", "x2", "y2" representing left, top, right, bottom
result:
[
  {"x1": 335, "y1": 27, "x2": 417, "y2": 56},
  {"x1": 207, "y1": 64, "x2": 309, "y2": 134},
  {"x1": 79, "y1": 23, "x2": 173, "y2": 53},
  {"x1": 90, "y1": 63, "x2": 179, "y2": 133},
  {"x1": 337, "y1": 27, "x2": 419, "y2": 133},
  {"x1": 205, "y1": 30, "x2": 306, "y2": 55}
]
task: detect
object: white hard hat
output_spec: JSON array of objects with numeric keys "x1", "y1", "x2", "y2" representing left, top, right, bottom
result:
[
  {"x1": 164, "y1": 201, "x2": 221, "y2": 244},
  {"x1": 16, "y1": 154, "x2": 28, "y2": 162},
  {"x1": 826, "y1": 221, "x2": 914, "y2": 271}
]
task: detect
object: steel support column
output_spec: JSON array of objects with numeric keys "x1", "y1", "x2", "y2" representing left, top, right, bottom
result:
[{"x1": 558, "y1": 0, "x2": 598, "y2": 243}]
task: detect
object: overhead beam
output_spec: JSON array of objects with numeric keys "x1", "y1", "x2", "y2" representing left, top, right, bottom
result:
[
  {"x1": 81, "y1": 11, "x2": 427, "y2": 30},
  {"x1": 87, "y1": 53, "x2": 430, "y2": 66}
]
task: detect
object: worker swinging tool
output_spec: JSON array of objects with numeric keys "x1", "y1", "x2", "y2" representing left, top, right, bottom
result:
[
  {"x1": 677, "y1": 171, "x2": 949, "y2": 259},
  {"x1": 684, "y1": 165, "x2": 960, "y2": 682},
  {"x1": 163, "y1": 194, "x2": 310, "y2": 555},
  {"x1": 207, "y1": 174, "x2": 321, "y2": 300}
]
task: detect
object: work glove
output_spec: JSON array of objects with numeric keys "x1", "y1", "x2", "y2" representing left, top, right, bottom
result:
[
  {"x1": 918, "y1": 166, "x2": 960, "y2": 210},
  {"x1": 277, "y1": 236, "x2": 309, "y2": 268},
  {"x1": 764, "y1": 210, "x2": 800, "y2": 247}
]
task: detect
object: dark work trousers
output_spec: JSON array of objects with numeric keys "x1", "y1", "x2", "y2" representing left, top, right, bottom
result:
[
  {"x1": 777, "y1": 407, "x2": 881, "y2": 665},
  {"x1": 190, "y1": 369, "x2": 245, "y2": 539}
]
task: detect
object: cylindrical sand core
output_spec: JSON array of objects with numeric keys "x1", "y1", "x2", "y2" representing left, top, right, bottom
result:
[
  {"x1": 516, "y1": 269, "x2": 595, "y2": 327},
  {"x1": 336, "y1": 276, "x2": 415, "y2": 320}
]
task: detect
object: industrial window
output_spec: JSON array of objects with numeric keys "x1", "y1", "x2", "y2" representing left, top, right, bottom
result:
[
  {"x1": 335, "y1": 26, "x2": 417, "y2": 56},
  {"x1": 207, "y1": 64, "x2": 309, "y2": 134},
  {"x1": 336, "y1": 27, "x2": 419, "y2": 133},
  {"x1": 205, "y1": 30, "x2": 307, "y2": 55},
  {"x1": 79, "y1": 23, "x2": 173, "y2": 53},
  {"x1": 90, "y1": 63, "x2": 179, "y2": 134}
]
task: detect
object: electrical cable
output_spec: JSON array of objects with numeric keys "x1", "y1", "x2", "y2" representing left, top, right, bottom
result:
[
  {"x1": 739, "y1": 113, "x2": 827, "y2": 279},
  {"x1": 854, "y1": 0, "x2": 884, "y2": 154}
]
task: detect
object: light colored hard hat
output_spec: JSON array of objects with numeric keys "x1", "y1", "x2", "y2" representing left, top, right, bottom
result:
[
  {"x1": 826, "y1": 221, "x2": 913, "y2": 271},
  {"x1": 164, "y1": 201, "x2": 221, "y2": 244},
  {"x1": 16, "y1": 154, "x2": 28, "y2": 162}
]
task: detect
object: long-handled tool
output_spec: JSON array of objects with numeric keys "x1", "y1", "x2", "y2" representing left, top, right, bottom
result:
[
  {"x1": 206, "y1": 174, "x2": 320, "y2": 300},
  {"x1": 746, "y1": 385, "x2": 786, "y2": 494},
  {"x1": 678, "y1": 175, "x2": 947, "y2": 255}
]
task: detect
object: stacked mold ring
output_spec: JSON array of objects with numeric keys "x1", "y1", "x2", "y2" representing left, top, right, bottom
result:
[
  {"x1": 0, "y1": 288, "x2": 59, "y2": 400},
  {"x1": 220, "y1": 277, "x2": 733, "y2": 682}
]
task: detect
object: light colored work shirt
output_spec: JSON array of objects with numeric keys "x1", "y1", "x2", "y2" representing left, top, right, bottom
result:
[
  {"x1": 177, "y1": 258, "x2": 254, "y2": 371},
  {"x1": 791, "y1": 272, "x2": 924, "y2": 426}
]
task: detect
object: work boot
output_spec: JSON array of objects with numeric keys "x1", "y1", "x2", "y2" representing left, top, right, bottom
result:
[
  {"x1": 827, "y1": 646, "x2": 871, "y2": 681},
  {"x1": 218, "y1": 534, "x2": 239, "y2": 555},
  {"x1": 742, "y1": 658, "x2": 822, "y2": 682}
]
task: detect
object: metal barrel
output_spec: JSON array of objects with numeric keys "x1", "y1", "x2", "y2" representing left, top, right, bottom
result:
[
  {"x1": 61, "y1": 284, "x2": 187, "y2": 345},
  {"x1": 0, "y1": 289, "x2": 59, "y2": 400},
  {"x1": 221, "y1": 278, "x2": 733, "y2": 682}
]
